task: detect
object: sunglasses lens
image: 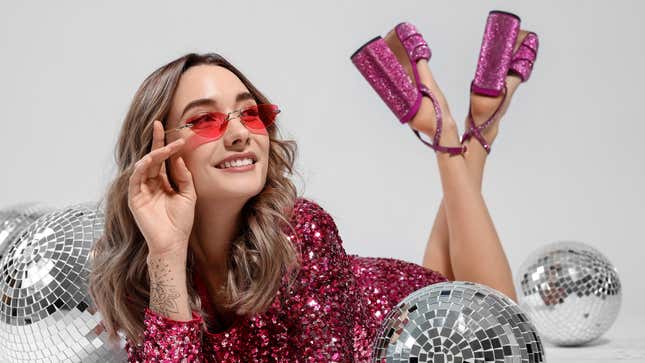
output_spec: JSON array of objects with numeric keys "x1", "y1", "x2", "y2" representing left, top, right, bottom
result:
[
  {"x1": 190, "y1": 113, "x2": 227, "y2": 139},
  {"x1": 242, "y1": 104, "x2": 280, "y2": 131}
]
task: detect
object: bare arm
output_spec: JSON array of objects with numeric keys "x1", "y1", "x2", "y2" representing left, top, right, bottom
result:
[
  {"x1": 147, "y1": 248, "x2": 193, "y2": 321},
  {"x1": 125, "y1": 121, "x2": 203, "y2": 361}
]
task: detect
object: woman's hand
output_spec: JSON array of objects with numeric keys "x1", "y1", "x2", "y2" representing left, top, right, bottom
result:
[{"x1": 127, "y1": 120, "x2": 196, "y2": 257}]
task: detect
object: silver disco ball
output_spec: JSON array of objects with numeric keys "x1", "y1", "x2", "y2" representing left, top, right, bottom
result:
[
  {"x1": 0, "y1": 202, "x2": 53, "y2": 259},
  {"x1": 516, "y1": 240, "x2": 622, "y2": 346},
  {"x1": 371, "y1": 281, "x2": 545, "y2": 362},
  {"x1": 0, "y1": 202, "x2": 126, "y2": 362}
]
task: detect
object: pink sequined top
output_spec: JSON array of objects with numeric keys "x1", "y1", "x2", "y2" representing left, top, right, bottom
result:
[{"x1": 125, "y1": 197, "x2": 448, "y2": 362}]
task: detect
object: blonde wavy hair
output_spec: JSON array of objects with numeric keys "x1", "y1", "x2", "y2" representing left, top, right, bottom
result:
[{"x1": 88, "y1": 53, "x2": 303, "y2": 347}]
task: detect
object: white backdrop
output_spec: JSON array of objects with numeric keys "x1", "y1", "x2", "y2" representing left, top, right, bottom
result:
[{"x1": 1, "y1": 0, "x2": 643, "y2": 329}]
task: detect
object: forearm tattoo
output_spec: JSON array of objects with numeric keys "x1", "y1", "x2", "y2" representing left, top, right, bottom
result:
[{"x1": 148, "y1": 256, "x2": 182, "y2": 317}]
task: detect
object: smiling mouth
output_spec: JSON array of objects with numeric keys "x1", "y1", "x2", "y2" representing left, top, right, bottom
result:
[{"x1": 214, "y1": 160, "x2": 258, "y2": 169}]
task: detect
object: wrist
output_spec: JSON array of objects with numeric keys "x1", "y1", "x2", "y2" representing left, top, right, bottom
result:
[
  {"x1": 147, "y1": 247, "x2": 188, "y2": 266},
  {"x1": 146, "y1": 249, "x2": 192, "y2": 321}
]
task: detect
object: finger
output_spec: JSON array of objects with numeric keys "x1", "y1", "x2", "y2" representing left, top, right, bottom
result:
[
  {"x1": 150, "y1": 120, "x2": 165, "y2": 151},
  {"x1": 160, "y1": 159, "x2": 175, "y2": 193},
  {"x1": 156, "y1": 125, "x2": 175, "y2": 193},
  {"x1": 153, "y1": 121, "x2": 176, "y2": 192},
  {"x1": 144, "y1": 137, "x2": 185, "y2": 180},
  {"x1": 172, "y1": 156, "x2": 194, "y2": 196},
  {"x1": 147, "y1": 121, "x2": 166, "y2": 179},
  {"x1": 128, "y1": 157, "x2": 150, "y2": 202}
]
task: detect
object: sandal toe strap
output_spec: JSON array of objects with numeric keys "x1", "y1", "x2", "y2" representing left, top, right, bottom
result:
[
  {"x1": 396, "y1": 22, "x2": 431, "y2": 62},
  {"x1": 510, "y1": 32, "x2": 539, "y2": 82}
]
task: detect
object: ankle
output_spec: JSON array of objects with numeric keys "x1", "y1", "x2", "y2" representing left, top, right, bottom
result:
[
  {"x1": 411, "y1": 113, "x2": 460, "y2": 145},
  {"x1": 469, "y1": 73, "x2": 521, "y2": 125},
  {"x1": 440, "y1": 116, "x2": 458, "y2": 135},
  {"x1": 435, "y1": 116, "x2": 460, "y2": 145},
  {"x1": 470, "y1": 93, "x2": 504, "y2": 123}
]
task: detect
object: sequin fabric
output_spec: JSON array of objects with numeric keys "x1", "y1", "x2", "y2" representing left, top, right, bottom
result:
[
  {"x1": 509, "y1": 32, "x2": 539, "y2": 82},
  {"x1": 351, "y1": 23, "x2": 433, "y2": 126},
  {"x1": 471, "y1": 11, "x2": 520, "y2": 96},
  {"x1": 351, "y1": 37, "x2": 419, "y2": 123},
  {"x1": 125, "y1": 197, "x2": 448, "y2": 362},
  {"x1": 395, "y1": 22, "x2": 431, "y2": 62},
  {"x1": 351, "y1": 23, "x2": 466, "y2": 156}
]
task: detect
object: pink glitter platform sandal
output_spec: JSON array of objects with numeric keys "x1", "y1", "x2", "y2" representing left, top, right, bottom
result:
[
  {"x1": 351, "y1": 22, "x2": 467, "y2": 155},
  {"x1": 461, "y1": 11, "x2": 540, "y2": 154}
]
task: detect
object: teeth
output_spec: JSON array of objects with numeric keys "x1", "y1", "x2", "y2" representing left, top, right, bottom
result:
[{"x1": 219, "y1": 158, "x2": 254, "y2": 169}]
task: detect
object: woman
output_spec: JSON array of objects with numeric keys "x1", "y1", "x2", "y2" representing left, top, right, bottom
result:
[{"x1": 88, "y1": 10, "x2": 538, "y2": 362}]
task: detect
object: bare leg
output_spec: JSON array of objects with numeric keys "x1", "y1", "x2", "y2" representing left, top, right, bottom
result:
[
  {"x1": 422, "y1": 74, "x2": 522, "y2": 279},
  {"x1": 420, "y1": 31, "x2": 532, "y2": 302},
  {"x1": 406, "y1": 40, "x2": 524, "y2": 301},
  {"x1": 422, "y1": 76, "x2": 521, "y2": 285}
]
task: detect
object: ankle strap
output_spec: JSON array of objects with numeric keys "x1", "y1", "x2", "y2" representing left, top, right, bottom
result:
[
  {"x1": 413, "y1": 129, "x2": 468, "y2": 155},
  {"x1": 416, "y1": 85, "x2": 467, "y2": 155},
  {"x1": 461, "y1": 85, "x2": 508, "y2": 154}
]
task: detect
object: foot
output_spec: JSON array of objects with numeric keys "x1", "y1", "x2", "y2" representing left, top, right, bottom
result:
[
  {"x1": 466, "y1": 30, "x2": 531, "y2": 150},
  {"x1": 383, "y1": 30, "x2": 462, "y2": 152}
]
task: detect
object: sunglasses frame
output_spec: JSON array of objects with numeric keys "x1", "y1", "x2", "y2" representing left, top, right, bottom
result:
[{"x1": 163, "y1": 103, "x2": 280, "y2": 135}]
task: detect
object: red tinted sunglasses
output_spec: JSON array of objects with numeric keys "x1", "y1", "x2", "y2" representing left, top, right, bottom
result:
[{"x1": 164, "y1": 104, "x2": 280, "y2": 140}]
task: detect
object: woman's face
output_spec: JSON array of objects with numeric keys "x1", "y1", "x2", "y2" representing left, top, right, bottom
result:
[{"x1": 165, "y1": 65, "x2": 270, "y2": 202}]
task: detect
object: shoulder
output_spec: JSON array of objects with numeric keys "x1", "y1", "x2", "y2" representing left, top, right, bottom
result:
[
  {"x1": 291, "y1": 197, "x2": 334, "y2": 224},
  {"x1": 285, "y1": 197, "x2": 340, "y2": 241},
  {"x1": 281, "y1": 197, "x2": 345, "y2": 262}
]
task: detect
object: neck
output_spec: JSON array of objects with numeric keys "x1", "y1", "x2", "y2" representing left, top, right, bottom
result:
[{"x1": 190, "y1": 196, "x2": 249, "y2": 289}]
